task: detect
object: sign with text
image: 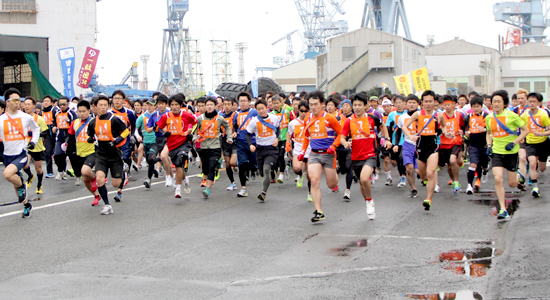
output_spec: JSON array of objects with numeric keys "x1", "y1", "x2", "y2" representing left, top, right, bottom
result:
[
  {"x1": 393, "y1": 73, "x2": 413, "y2": 96},
  {"x1": 411, "y1": 67, "x2": 431, "y2": 94},
  {"x1": 77, "y1": 47, "x2": 100, "y2": 89},
  {"x1": 58, "y1": 47, "x2": 75, "y2": 98}
]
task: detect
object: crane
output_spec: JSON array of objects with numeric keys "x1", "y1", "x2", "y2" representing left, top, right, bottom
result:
[
  {"x1": 361, "y1": 0, "x2": 411, "y2": 39},
  {"x1": 494, "y1": 0, "x2": 549, "y2": 45},
  {"x1": 272, "y1": 30, "x2": 300, "y2": 66}
]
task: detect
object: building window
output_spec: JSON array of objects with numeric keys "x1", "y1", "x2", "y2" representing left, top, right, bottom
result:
[
  {"x1": 404, "y1": 46, "x2": 409, "y2": 60},
  {"x1": 412, "y1": 49, "x2": 416, "y2": 61},
  {"x1": 503, "y1": 82, "x2": 515, "y2": 88},
  {"x1": 534, "y1": 81, "x2": 546, "y2": 93},
  {"x1": 342, "y1": 46, "x2": 356, "y2": 61},
  {"x1": 519, "y1": 82, "x2": 531, "y2": 91},
  {"x1": 1, "y1": 0, "x2": 37, "y2": 12},
  {"x1": 474, "y1": 76, "x2": 482, "y2": 87},
  {"x1": 380, "y1": 52, "x2": 392, "y2": 59}
]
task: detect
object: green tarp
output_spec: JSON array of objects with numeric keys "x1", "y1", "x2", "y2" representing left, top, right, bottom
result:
[{"x1": 24, "y1": 52, "x2": 62, "y2": 100}]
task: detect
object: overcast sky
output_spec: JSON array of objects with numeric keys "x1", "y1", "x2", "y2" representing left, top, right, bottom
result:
[{"x1": 94, "y1": 0, "x2": 511, "y2": 93}]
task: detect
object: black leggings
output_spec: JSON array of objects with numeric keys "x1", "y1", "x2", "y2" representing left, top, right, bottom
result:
[
  {"x1": 337, "y1": 150, "x2": 353, "y2": 189},
  {"x1": 199, "y1": 148, "x2": 222, "y2": 181}
]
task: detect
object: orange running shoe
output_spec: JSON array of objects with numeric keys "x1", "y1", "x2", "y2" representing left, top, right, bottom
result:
[
  {"x1": 200, "y1": 178, "x2": 207, "y2": 187},
  {"x1": 448, "y1": 180, "x2": 453, "y2": 185},
  {"x1": 474, "y1": 178, "x2": 481, "y2": 189}
]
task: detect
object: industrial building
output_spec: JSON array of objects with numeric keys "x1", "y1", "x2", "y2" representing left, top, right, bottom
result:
[
  {"x1": 272, "y1": 59, "x2": 317, "y2": 93},
  {"x1": 316, "y1": 26, "x2": 426, "y2": 96},
  {"x1": 0, "y1": 0, "x2": 96, "y2": 98}
]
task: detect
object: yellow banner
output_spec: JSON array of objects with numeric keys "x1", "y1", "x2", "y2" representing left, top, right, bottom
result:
[
  {"x1": 411, "y1": 67, "x2": 431, "y2": 93},
  {"x1": 394, "y1": 74, "x2": 413, "y2": 95}
]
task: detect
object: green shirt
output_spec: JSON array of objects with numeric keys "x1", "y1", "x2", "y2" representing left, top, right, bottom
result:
[
  {"x1": 486, "y1": 110, "x2": 525, "y2": 154},
  {"x1": 270, "y1": 108, "x2": 290, "y2": 140},
  {"x1": 136, "y1": 113, "x2": 156, "y2": 145}
]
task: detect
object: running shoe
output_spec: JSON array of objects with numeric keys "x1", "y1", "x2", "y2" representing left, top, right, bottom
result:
[
  {"x1": 452, "y1": 182, "x2": 461, "y2": 194},
  {"x1": 332, "y1": 185, "x2": 339, "y2": 192},
  {"x1": 17, "y1": 184, "x2": 27, "y2": 203},
  {"x1": 100, "y1": 205, "x2": 113, "y2": 215},
  {"x1": 251, "y1": 173, "x2": 256, "y2": 180},
  {"x1": 45, "y1": 173, "x2": 54, "y2": 178},
  {"x1": 270, "y1": 179, "x2": 276, "y2": 184},
  {"x1": 343, "y1": 189, "x2": 351, "y2": 201},
  {"x1": 66, "y1": 169, "x2": 75, "y2": 177},
  {"x1": 172, "y1": 175, "x2": 177, "y2": 189},
  {"x1": 466, "y1": 184, "x2": 474, "y2": 195},
  {"x1": 22, "y1": 204, "x2": 32, "y2": 218},
  {"x1": 474, "y1": 178, "x2": 481, "y2": 189},
  {"x1": 296, "y1": 175, "x2": 304, "y2": 188},
  {"x1": 528, "y1": 177, "x2": 533, "y2": 186},
  {"x1": 165, "y1": 175, "x2": 173, "y2": 187},
  {"x1": 307, "y1": 193, "x2": 313, "y2": 202},
  {"x1": 200, "y1": 178, "x2": 207, "y2": 187},
  {"x1": 132, "y1": 162, "x2": 139, "y2": 172},
  {"x1": 434, "y1": 184, "x2": 440, "y2": 193},
  {"x1": 202, "y1": 188, "x2": 210, "y2": 198},
  {"x1": 295, "y1": 175, "x2": 300, "y2": 182},
  {"x1": 448, "y1": 179, "x2": 453, "y2": 185},
  {"x1": 91, "y1": 195, "x2": 100, "y2": 206},
  {"x1": 91, "y1": 177, "x2": 98, "y2": 193},
  {"x1": 227, "y1": 182, "x2": 237, "y2": 191},
  {"x1": 144, "y1": 178, "x2": 151, "y2": 189},
  {"x1": 153, "y1": 169, "x2": 159, "y2": 178},
  {"x1": 36, "y1": 186, "x2": 43, "y2": 194},
  {"x1": 532, "y1": 187, "x2": 541, "y2": 198},
  {"x1": 284, "y1": 166, "x2": 290, "y2": 180},
  {"x1": 366, "y1": 200, "x2": 375, "y2": 220},
  {"x1": 397, "y1": 176, "x2": 406, "y2": 188},
  {"x1": 258, "y1": 192, "x2": 266, "y2": 202},
  {"x1": 56, "y1": 172, "x2": 67, "y2": 181},
  {"x1": 26, "y1": 174, "x2": 34, "y2": 189},
  {"x1": 481, "y1": 169, "x2": 489, "y2": 184},
  {"x1": 423, "y1": 199, "x2": 431, "y2": 211},
  {"x1": 373, "y1": 172, "x2": 379, "y2": 181},
  {"x1": 237, "y1": 189, "x2": 248, "y2": 197},
  {"x1": 123, "y1": 173, "x2": 129, "y2": 187},
  {"x1": 215, "y1": 169, "x2": 221, "y2": 181},
  {"x1": 409, "y1": 189, "x2": 418, "y2": 198},
  {"x1": 422, "y1": 180, "x2": 427, "y2": 186},
  {"x1": 458, "y1": 161, "x2": 464, "y2": 168},
  {"x1": 311, "y1": 210, "x2": 325, "y2": 223},
  {"x1": 183, "y1": 182, "x2": 191, "y2": 195},
  {"x1": 497, "y1": 209, "x2": 510, "y2": 220},
  {"x1": 385, "y1": 178, "x2": 392, "y2": 186},
  {"x1": 518, "y1": 171, "x2": 526, "y2": 184},
  {"x1": 75, "y1": 177, "x2": 82, "y2": 186},
  {"x1": 277, "y1": 174, "x2": 284, "y2": 184},
  {"x1": 114, "y1": 192, "x2": 122, "y2": 202},
  {"x1": 175, "y1": 186, "x2": 182, "y2": 198}
]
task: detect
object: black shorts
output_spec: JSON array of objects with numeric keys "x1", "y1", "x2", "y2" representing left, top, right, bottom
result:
[
  {"x1": 438, "y1": 145, "x2": 462, "y2": 167},
  {"x1": 525, "y1": 141, "x2": 550, "y2": 162},
  {"x1": 390, "y1": 147, "x2": 401, "y2": 162},
  {"x1": 519, "y1": 142, "x2": 526, "y2": 149},
  {"x1": 492, "y1": 153, "x2": 518, "y2": 172},
  {"x1": 155, "y1": 136, "x2": 168, "y2": 156},
  {"x1": 416, "y1": 138, "x2": 439, "y2": 163},
  {"x1": 222, "y1": 139, "x2": 237, "y2": 157},
  {"x1": 28, "y1": 150, "x2": 45, "y2": 162},
  {"x1": 73, "y1": 154, "x2": 96, "y2": 172},
  {"x1": 468, "y1": 145, "x2": 489, "y2": 167},
  {"x1": 352, "y1": 157, "x2": 377, "y2": 178},
  {"x1": 255, "y1": 145, "x2": 278, "y2": 177},
  {"x1": 169, "y1": 142, "x2": 192, "y2": 168},
  {"x1": 95, "y1": 154, "x2": 123, "y2": 179},
  {"x1": 379, "y1": 145, "x2": 391, "y2": 158}
]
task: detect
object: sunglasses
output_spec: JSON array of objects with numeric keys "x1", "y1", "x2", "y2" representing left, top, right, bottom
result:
[
  {"x1": 59, "y1": 103, "x2": 68, "y2": 106},
  {"x1": 7, "y1": 98, "x2": 23, "y2": 102},
  {"x1": 299, "y1": 110, "x2": 309, "y2": 113}
]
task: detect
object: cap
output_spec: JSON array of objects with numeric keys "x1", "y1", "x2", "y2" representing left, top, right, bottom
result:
[
  {"x1": 369, "y1": 96, "x2": 379, "y2": 101},
  {"x1": 341, "y1": 99, "x2": 352, "y2": 108},
  {"x1": 382, "y1": 99, "x2": 392, "y2": 106},
  {"x1": 146, "y1": 98, "x2": 156, "y2": 105}
]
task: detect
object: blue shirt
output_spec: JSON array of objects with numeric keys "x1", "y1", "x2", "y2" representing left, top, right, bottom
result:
[
  {"x1": 233, "y1": 108, "x2": 258, "y2": 143},
  {"x1": 386, "y1": 110, "x2": 406, "y2": 146},
  {"x1": 147, "y1": 109, "x2": 169, "y2": 137}
]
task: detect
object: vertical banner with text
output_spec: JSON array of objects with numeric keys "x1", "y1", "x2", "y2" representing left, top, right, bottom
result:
[
  {"x1": 411, "y1": 67, "x2": 431, "y2": 94},
  {"x1": 393, "y1": 74, "x2": 413, "y2": 96},
  {"x1": 251, "y1": 79, "x2": 258, "y2": 98},
  {"x1": 58, "y1": 47, "x2": 75, "y2": 98},
  {"x1": 77, "y1": 47, "x2": 100, "y2": 89}
]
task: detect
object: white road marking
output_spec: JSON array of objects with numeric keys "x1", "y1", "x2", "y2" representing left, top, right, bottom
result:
[
  {"x1": 318, "y1": 233, "x2": 483, "y2": 242},
  {"x1": 0, "y1": 173, "x2": 201, "y2": 219}
]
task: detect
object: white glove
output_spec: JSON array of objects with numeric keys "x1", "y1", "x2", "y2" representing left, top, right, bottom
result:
[{"x1": 61, "y1": 143, "x2": 67, "y2": 152}]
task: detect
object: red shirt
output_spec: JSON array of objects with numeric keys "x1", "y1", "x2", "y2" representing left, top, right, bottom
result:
[
  {"x1": 341, "y1": 114, "x2": 381, "y2": 161},
  {"x1": 156, "y1": 110, "x2": 197, "y2": 151}
]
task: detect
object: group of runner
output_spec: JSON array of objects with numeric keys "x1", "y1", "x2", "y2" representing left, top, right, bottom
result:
[{"x1": 1, "y1": 86, "x2": 548, "y2": 222}]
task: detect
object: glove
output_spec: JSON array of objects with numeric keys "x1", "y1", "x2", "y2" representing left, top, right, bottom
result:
[
  {"x1": 297, "y1": 152, "x2": 305, "y2": 161},
  {"x1": 285, "y1": 142, "x2": 292, "y2": 152},
  {"x1": 505, "y1": 142, "x2": 515, "y2": 151},
  {"x1": 109, "y1": 136, "x2": 124, "y2": 147},
  {"x1": 486, "y1": 146, "x2": 492, "y2": 156},
  {"x1": 87, "y1": 136, "x2": 95, "y2": 144},
  {"x1": 327, "y1": 145, "x2": 336, "y2": 155},
  {"x1": 186, "y1": 133, "x2": 193, "y2": 142},
  {"x1": 27, "y1": 142, "x2": 35, "y2": 150},
  {"x1": 163, "y1": 131, "x2": 171, "y2": 137},
  {"x1": 61, "y1": 143, "x2": 67, "y2": 152}
]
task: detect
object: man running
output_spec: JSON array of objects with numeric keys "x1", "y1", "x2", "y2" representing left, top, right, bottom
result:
[
  {"x1": 485, "y1": 90, "x2": 528, "y2": 219},
  {"x1": 463, "y1": 96, "x2": 490, "y2": 194},
  {"x1": 299, "y1": 91, "x2": 342, "y2": 222},
  {"x1": 386, "y1": 95, "x2": 408, "y2": 188},
  {"x1": 147, "y1": 94, "x2": 173, "y2": 188},
  {"x1": 1, "y1": 88, "x2": 40, "y2": 218},
  {"x1": 40, "y1": 95, "x2": 57, "y2": 178},
  {"x1": 335, "y1": 99, "x2": 354, "y2": 200},
  {"x1": 221, "y1": 98, "x2": 238, "y2": 191},
  {"x1": 52, "y1": 96, "x2": 78, "y2": 180},
  {"x1": 287, "y1": 100, "x2": 313, "y2": 201},
  {"x1": 22, "y1": 97, "x2": 48, "y2": 194},
  {"x1": 438, "y1": 95, "x2": 465, "y2": 194},
  {"x1": 397, "y1": 95, "x2": 421, "y2": 198},
  {"x1": 269, "y1": 95, "x2": 291, "y2": 184},
  {"x1": 136, "y1": 98, "x2": 158, "y2": 189}
]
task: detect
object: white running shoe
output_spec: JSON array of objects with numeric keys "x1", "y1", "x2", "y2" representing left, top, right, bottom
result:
[
  {"x1": 172, "y1": 175, "x2": 177, "y2": 189},
  {"x1": 175, "y1": 186, "x2": 182, "y2": 198},
  {"x1": 397, "y1": 176, "x2": 406, "y2": 188},
  {"x1": 343, "y1": 189, "x2": 351, "y2": 201},
  {"x1": 165, "y1": 175, "x2": 173, "y2": 187},
  {"x1": 434, "y1": 184, "x2": 440, "y2": 193},
  {"x1": 100, "y1": 205, "x2": 113, "y2": 215},
  {"x1": 295, "y1": 175, "x2": 300, "y2": 182},
  {"x1": 284, "y1": 166, "x2": 290, "y2": 180},
  {"x1": 183, "y1": 182, "x2": 191, "y2": 195},
  {"x1": 55, "y1": 172, "x2": 67, "y2": 181},
  {"x1": 75, "y1": 177, "x2": 82, "y2": 186},
  {"x1": 481, "y1": 171, "x2": 489, "y2": 184},
  {"x1": 366, "y1": 200, "x2": 376, "y2": 220},
  {"x1": 373, "y1": 172, "x2": 379, "y2": 181},
  {"x1": 466, "y1": 184, "x2": 474, "y2": 195},
  {"x1": 277, "y1": 174, "x2": 284, "y2": 184}
]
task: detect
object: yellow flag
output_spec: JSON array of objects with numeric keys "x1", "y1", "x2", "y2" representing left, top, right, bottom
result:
[
  {"x1": 411, "y1": 67, "x2": 431, "y2": 93},
  {"x1": 393, "y1": 74, "x2": 413, "y2": 95}
]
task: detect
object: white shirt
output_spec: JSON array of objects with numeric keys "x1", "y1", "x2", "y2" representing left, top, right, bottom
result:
[
  {"x1": 397, "y1": 112, "x2": 416, "y2": 145},
  {"x1": 0, "y1": 111, "x2": 40, "y2": 156},
  {"x1": 246, "y1": 114, "x2": 280, "y2": 146},
  {"x1": 288, "y1": 118, "x2": 311, "y2": 157}
]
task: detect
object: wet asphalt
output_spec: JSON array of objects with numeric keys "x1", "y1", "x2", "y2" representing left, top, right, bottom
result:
[{"x1": 0, "y1": 160, "x2": 548, "y2": 299}]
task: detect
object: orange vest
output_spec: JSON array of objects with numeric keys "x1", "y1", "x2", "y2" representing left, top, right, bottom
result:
[
  {"x1": 199, "y1": 116, "x2": 218, "y2": 140},
  {"x1": 166, "y1": 112, "x2": 187, "y2": 136},
  {"x1": 56, "y1": 112, "x2": 70, "y2": 130},
  {"x1": 42, "y1": 111, "x2": 53, "y2": 125},
  {"x1": 469, "y1": 113, "x2": 486, "y2": 134},
  {"x1": 257, "y1": 117, "x2": 276, "y2": 138},
  {"x1": 95, "y1": 116, "x2": 125, "y2": 147},
  {"x1": 111, "y1": 107, "x2": 129, "y2": 127},
  {"x1": 350, "y1": 115, "x2": 375, "y2": 140},
  {"x1": 3, "y1": 117, "x2": 25, "y2": 142},
  {"x1": 293, "y1": 118, "x2": 306, "y2": 143},
  {"x1": 490, "y1": 113, "x2": 510, "y2": 138},
  {"x1": 441, "y1": 111, "x2": 462, "y2": 145},
  {"x1": 418, "y1": 111, "x2": 437, "y2": 136}
]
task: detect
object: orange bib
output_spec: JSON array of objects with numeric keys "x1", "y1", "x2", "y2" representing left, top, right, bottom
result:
[
  {"x1": 469, "y1": 114, "x2": 486, "y2": 134},
  {"x1": 42, "y1": 111, "x2": 53, "y2": 125},
  {"x1": 56, "y1": 112, "x2": 70, "y2": 130},
  {"x1": 490, "y1": 116, "x2": 510, "y2": 138},
  {"x1": 199, "y1": 117, "x2": 218, "y2": 139}
]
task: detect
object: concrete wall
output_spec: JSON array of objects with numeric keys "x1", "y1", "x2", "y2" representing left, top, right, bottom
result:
[
  {"x1": 1, "y1": 0, "x2": 97, "y2": 96},
  {"x1": 272, "y1": 59, "x2": 317, "y2": 92}
]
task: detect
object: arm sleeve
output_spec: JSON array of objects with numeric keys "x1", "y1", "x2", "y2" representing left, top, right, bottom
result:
[
  {"x1": 129, "y1": 111, "x2": 137, "y2": 131},
  {"x1": 246, "y1": 132, "x2": 253, "y2": 147},
  {"x1": 29, "y1": 116, "x2": 41, "y2": 145},
  {"x1": 68, "y1": 121, "x2": 76, "y2": 136},
  {"x1": 87, "y1": 119, "x2": 96, "y2": 138}
]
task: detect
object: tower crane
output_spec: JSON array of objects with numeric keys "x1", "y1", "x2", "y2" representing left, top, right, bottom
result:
[
  {"x1": 361, "y1": 0, "x2": 411, "y2": 39},
  {"x1": 272, "y1": 30, "x2": 300, "y2": 66}
]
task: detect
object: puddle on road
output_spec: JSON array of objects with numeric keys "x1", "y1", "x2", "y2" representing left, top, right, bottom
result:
[
  {"x1": 469, "y1": 199, "x2": 520, "y2": 218},
  {"x1": 438, "y1": 241, "x2": 500, "y2": 278},
  {"x1": 402, "y1": 291, "x2": 483, "y2": 299},
  {"x1": 330, "y1": 239, "x2": 367, "y2": 256}
]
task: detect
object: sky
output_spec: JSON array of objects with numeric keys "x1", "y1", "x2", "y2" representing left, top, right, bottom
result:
[{"x1": 94, "y1": 0, "x2": 510, "y2": 93}]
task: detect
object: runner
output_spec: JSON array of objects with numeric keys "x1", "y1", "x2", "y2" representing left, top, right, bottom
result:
[
  {"x1": 299, "y1": 91, "x2": 342, "y2": 222},
  {"x1": 52, "y1": 96, "x2": 78, "y2": 180},
  {"x1": 194, "y1": 97, "x2": 232, "y2": 198},
  {"x1": 269, "y1": 95, "x2": 291, "y2": 184},
  {"x1": 232, "y1": 91, "x2": 259, "y2": 197},
  {"x1": 386, "y1": 95, "x2": 407, "y2": 188},
  {"x1": 485, "y1": 90, "x2": 528, "y2": 219},
  {"x1": 403, "y1": 90, "x2": 441, "y2": 211},
  {"x1": 87, "y1": 95, "x2": 129, "y2": 215},
  {"x1": 221, "y1": 98, "x2": 238, "y2": 191},
  {"x1": 520, "y1": 92, "x2": 550, "y2": 198},
  {"x1": 156, "y1": 96, "x2": 197, "y2": 198},
  {"x1": 335, "y1": 99, "x2": 354, "y2": 200},
  {"x1": 1, "y1": 88, "x2": 41, "y2": 218},
  {"x1": 40, "y1": 95, "x2": 57, "y2": 178},
  {"x1": 463, "y1": 95, "x2": 490, "y2": 194},
  {"x1": 136, "y1": 98, "x2": 158, "y2": 189},
  {"x1": 21, "y1": 97, "x2": 48, "y2": 194},
  {"x1": 513, "y1": 88, "x2": 530, "y2": 190},
  {"x1": 438, "y1": 95, "x2": 465, "y2": 194},
  {"x1": 397, "y1": 95, "x2": 420, "y2": 198},
  {"x1": 245, "y1": 99, "x2": 281, "y2": 201},
  {"x1": 340, "y1": 93, "x2": 392, "y2": 220},
  {"x1": 380, "y1": 99, "x2": 394, "y2": 185},
  {"x1": 147, "y1": 94, "x2": 173, "y2": 187},
  {"x1": 287, "y1": 100, "x2": 313, "y2": 201},
  {"x1": 67, "y1": 100, "x2": 100, "y2": 205}
]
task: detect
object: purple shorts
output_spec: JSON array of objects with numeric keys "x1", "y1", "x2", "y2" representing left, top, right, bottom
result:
[{"x1": 402, "y1": 142, "x2": 418, "y2": 169}]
